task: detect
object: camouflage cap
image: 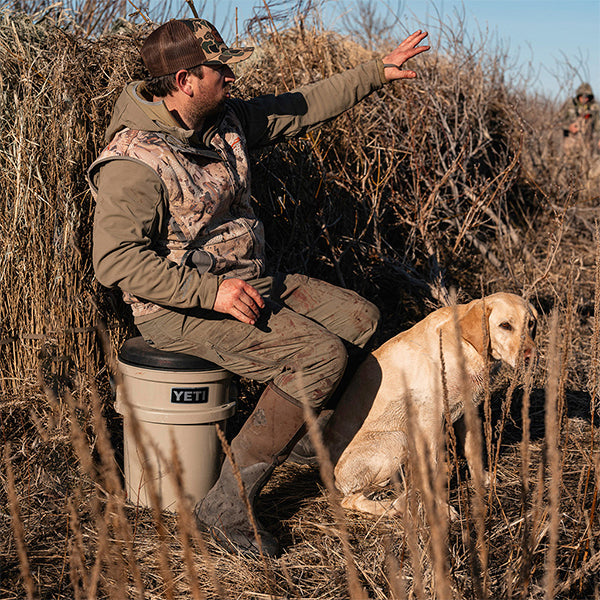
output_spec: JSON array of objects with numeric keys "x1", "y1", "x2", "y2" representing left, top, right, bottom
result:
[
  {"x1": 576, "y1": 82, "x2": 594, "y2": 99},
  {"x1": 141, "y1": 19, "x2": 253, "y2": 77}
]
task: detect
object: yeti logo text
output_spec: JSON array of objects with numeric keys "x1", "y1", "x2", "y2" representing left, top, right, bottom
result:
[{"x1": 171, "y1": 387, "x2": 209, "y2": 403}]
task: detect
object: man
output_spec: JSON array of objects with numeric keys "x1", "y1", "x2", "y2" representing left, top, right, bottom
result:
[
  {"x1": 88, "y1": 18, "x2": 429, "y2": 556},
  {"x1": 558, "y1": 82, "x2": 600, "y2": 155}
]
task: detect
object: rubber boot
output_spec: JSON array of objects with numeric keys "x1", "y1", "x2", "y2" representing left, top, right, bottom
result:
[{"x1": 194, "y1": 382, "x2": 306, "y2": 557}]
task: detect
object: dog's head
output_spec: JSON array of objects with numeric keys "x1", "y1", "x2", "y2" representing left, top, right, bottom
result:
[{"x1": 459, "y1": 293, "x2": 538, "y2": 368}]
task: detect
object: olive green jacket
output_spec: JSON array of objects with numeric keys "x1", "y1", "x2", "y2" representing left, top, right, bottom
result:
[{"x1": 88, "y1": 59, "x2": 387, "y2": 319}]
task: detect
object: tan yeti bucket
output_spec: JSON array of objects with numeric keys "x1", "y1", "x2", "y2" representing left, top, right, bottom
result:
[{"x1": 116, "y1": 337, "x2": 235, "y2": 511}]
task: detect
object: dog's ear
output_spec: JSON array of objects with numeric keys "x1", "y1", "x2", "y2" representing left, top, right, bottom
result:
[{"x1": 458, "y1": 299, "x2": 491, "y2": 356}]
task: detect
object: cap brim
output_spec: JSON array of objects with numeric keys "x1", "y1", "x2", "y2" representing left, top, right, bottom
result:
[{"x1": 204, "y1": 47, "x2": 254, "y2": 66}]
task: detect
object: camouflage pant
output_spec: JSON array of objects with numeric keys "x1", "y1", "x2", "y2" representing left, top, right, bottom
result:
[
  {"x1": 136, "y1": 273, "x2": 380, "y2": 408},
  {"x1": 563, "y1": 132, "x2": 594, "y2": 156}
]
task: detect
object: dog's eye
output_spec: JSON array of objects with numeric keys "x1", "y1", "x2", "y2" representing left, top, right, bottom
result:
[
  {"x1": 499, "y1": 322, "x2": 513, "y2": 331},
  {"x1": 529, "y1": 320, "x2": 537, "y2": 339}
]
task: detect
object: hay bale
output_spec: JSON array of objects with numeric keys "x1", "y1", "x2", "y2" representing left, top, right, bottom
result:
[{"x1": 0, "y1": 9, "x2": 147, "y2": 392}]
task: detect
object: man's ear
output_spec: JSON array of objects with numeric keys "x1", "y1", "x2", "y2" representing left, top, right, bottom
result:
[
  {"x1": 458, "y1": 299, "x2": 490, "y2": 356},
  {"x1": 174, "y1": 69, "x2": 193, "y2": 96}
]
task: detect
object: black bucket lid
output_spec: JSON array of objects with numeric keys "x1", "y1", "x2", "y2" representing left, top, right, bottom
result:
[{"x1": 118, "y1": 336, "x2": 221, "y2": 371}]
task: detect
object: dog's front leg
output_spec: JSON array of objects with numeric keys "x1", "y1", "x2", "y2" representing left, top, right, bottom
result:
[
  {"x1": 428, "y1": 421, "x2": 459, "y2": 522},
  {"x1": 454, "y1": 416, "x2": 490, "y2": 487}
]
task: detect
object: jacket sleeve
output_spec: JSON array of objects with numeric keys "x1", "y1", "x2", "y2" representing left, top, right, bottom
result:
[
  {"x1": 229, "y1": 58, "x2": 387, "y2": 149},
  {"x1": 92, "y1": 159, "x2": 222, "y2": 310},
  {"x1": 557, "y1": 99, "x2": 575, "y2": 131}
]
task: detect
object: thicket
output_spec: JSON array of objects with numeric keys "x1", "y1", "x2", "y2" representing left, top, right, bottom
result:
[{"x1": 1, "y1": 3, "x2": 599, "y2": 599}]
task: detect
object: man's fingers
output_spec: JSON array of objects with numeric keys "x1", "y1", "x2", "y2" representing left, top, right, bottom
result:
[
  {"x1": 237, "y1": 289, "x2": 262, "y2": 319},
  {"x1": 382, "y1": 30, "x2": 429, "y2": 82},
  {"x1": 401, "y1": 29, "x2": 428, "y2": 47},
  {"x1": 243, "y1": 283, "x2": 265, "y2": 308},
  {"x1": 231, "y1": 304, "x2": 257, "y2": 325},
  {"x1": 399, "y1": 30, "x2": 429, "y2": 51},
  {"x1": 213, "y1": 278, "x2": 265, "y2": 324},
  {"x1": 398, "y1": 41, "x2": 430, "y2": 60}
]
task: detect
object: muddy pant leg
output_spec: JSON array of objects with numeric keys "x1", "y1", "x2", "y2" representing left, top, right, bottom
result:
[
  {"x1": 271, "y1": 273, "x2": 380, "y2": 409},
  {"x1": 136, "y1": 303, "x2": 347, "y2": 410},
  {"x1": 272, "y1": 273, "x2": 380, "y2": 349}
]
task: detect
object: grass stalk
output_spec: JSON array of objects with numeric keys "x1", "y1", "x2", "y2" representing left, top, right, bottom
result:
[
  {"x1": 543, "y1": 311, "x2": 561, "y2": 599},
  {"x1": 3, "y1": 444, "x2": 39, "y2": 600},
  {"x1": 302, "y1": 397, "x2": 367, "y2": 599}
]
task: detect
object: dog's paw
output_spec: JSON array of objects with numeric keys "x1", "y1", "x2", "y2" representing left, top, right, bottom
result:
[
  {"x1": 436, "y1": 500, "x2": 460, "y2": 522},
  {"x1": 387, "y1": 495, "x2": 408, "y2": 517},
  {"x1": 447, "y1": 504, "x2": 460, "y2": 522},
  {"x1": 341, "y1": 492, "x2": 405, "y2": 517},
  {"x1": 471, "y1": 469, "x2": 491, "y2": 488},
  {"x1": 482, "y1": 469, "x2": 491, "y2": 488},
  {"x1": 467, "y1": 467, "x2": 491, "y2": 489}
]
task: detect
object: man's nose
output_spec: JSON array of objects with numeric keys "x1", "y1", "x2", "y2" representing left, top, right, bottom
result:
[{"x1": 224, "y1": 66, "x2": 236, "y2": 81}]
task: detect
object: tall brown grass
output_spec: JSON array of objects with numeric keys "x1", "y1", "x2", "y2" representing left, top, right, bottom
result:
[{"x1": 1, "y1": 3, "x2": 599, "y2": 599}]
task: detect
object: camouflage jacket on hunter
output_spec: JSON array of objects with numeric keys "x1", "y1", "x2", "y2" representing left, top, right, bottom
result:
[
  {"x1": 88, "y1": 59, "x2": 387, "y2": 320},
  {"x1": 557, "y1": 82, "x2": 600, "y2": 140}
]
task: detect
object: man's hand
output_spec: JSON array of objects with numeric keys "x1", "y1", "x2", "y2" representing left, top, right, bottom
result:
[
  {"x1": 213, "y1": 278, "x2": 265, "y2": 325},
  {"x1": 382, "y1": 30, "x2": 430, "y2": 82}
]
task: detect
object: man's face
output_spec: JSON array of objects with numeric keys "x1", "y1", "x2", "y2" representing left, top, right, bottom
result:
[
  {"x1": 578, "y1": 94, "x2": 591, "y2": 105},
  {"x1": 188, "y1": 64, "x2": 236, "y2": 125}
]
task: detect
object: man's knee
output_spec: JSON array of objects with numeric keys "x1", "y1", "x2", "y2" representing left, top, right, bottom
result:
[
  {"x1": 352, "y1": 298, "x2": 380, "y2": 349},
  {"x1": 317, "y1": 334, "x2": 349, "y2": 389},
  {"x1": 275, "y1": 333, "x2": 348, "y2": 410},
  {"x1": 301, "y1": 333, "x2": 348, "y2": 408}
]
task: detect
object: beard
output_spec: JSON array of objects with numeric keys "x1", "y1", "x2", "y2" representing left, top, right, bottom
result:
[{"x1": 187, "y1": 88, "x2": 228, "y2": 130}]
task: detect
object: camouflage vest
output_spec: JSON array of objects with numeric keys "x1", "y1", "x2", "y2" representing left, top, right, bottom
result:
[{"x1": 93, "y1": 108, "x2": 265, "y2": 318}]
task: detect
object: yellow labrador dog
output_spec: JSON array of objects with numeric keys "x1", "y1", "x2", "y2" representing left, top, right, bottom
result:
[{"x1": 326, "y1": 293, "x2": 537, "y2": 517}]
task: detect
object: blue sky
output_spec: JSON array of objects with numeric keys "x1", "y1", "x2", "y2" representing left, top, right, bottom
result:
[
  {"x1": 180, "y1": 0, "x2": 600, "y2": 101},
  {"x1": 409, "y1": 0, "x2": 600, "y2": 101}
]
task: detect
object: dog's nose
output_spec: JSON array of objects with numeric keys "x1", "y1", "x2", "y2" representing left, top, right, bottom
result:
[{"x1": 523, "y1": 344, "x2": 536, "y2": 363}]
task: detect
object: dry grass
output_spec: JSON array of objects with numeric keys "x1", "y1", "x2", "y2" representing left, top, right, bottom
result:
[{"x1": 1, "y1": 4, "x2": 600, "y2": 599}]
